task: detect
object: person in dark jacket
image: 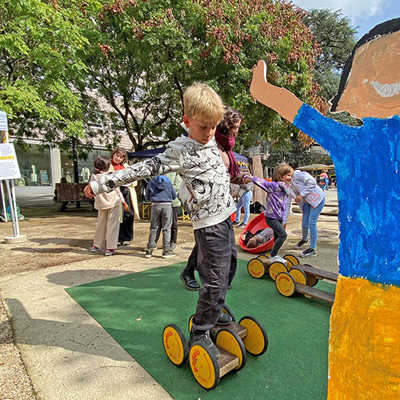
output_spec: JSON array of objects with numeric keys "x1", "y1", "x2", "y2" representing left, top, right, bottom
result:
[{"x1": 144, "y1": 175, "x2": 176, "y2": 258}]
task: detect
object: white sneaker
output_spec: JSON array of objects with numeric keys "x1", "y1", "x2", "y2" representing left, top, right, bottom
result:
[{"x1": 269, "y1": 255, "x2": 287, "y2": 264}]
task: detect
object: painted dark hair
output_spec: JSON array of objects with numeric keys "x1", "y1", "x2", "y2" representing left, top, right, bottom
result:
[
  {"x1": 94, "y1": 156, "x2": 110, "y2": 173},
  {"x1": 217, "y1": 106, "x2": 243, "y2": 136},
  {"x1": 331, "y1": 18, "x2": 400, "y2": 112}
]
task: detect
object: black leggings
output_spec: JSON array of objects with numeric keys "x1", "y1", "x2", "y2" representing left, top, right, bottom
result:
[{"x1": 265, "y1": 217, "x2": 287, "y2": 257}]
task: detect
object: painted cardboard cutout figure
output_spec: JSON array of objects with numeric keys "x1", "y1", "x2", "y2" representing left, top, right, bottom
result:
[{"x1": 251, "y1": 18, "x2": 400, "y2": 399}]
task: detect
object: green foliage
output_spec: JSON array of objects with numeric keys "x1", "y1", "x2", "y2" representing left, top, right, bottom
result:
[
  {"x1": 0, "y1": 0, "x2": 90, "y2": 145},
  {"x1": 80, "y1": 0, "x2": 320, "y2": 150},
  {"x1": 314, "y1": 69, "x2": 340, "y2": 101},
  {"x1": 1, "y1": 0, "x2": 322, "y2": 153},
  {"x1": 263, "y1": 139, "x2": 313, "y2": 168},
  {"x1": 303, "y1": 9, "x2": 356, "y2": 101}
]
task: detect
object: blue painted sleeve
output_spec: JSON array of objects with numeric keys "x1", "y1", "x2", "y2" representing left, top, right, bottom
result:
[{"x1": 293, "y1": 104, "x2": 361, "y2": 158}]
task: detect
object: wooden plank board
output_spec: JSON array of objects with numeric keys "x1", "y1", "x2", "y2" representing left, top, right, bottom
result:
[
  {"x1": 218, "y1": 349, "x2": 240, "y2": 377},
  {"x1": 213, "y1": 322, "x2": 247, "y2": 339},
  {"x1": 300, "y1": 264, "x2": 338, "y2": 282},
  {"x1": 296, "y1": 283, "x2": 335, "y2": 304}
]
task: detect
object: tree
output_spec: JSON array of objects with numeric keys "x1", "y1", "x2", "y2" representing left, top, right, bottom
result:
[
  {"x1": 79, "y1": 0, "x2": 324, "y2": 151},
  {"x1": 303, "y1": 9, "x2": 356, "y2": 101},
  {"x1": 0, "y1": 0, "x2": 93, "y2": 147}
]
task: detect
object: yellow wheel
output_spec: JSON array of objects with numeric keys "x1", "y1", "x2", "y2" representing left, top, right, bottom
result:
[
  {"x1": 163, "y1": 324, "x2": 188, "y2": 367},
  {"x1": 215, "y1": 329, "x2": 247, "y2": 371},
  {"x1": 284, "y1": 254, "x2": 300, "y2": 268},
  {"x1": 247, "y1": 257, "x2": 266, "y2": 279},
  {"x1": 275, "y1": 272, "x2": 296, "y2": 297},
  {"x1": 268, "y1": 262, "x2": 288, "y2": 281},
  {"x1": 189, "y1": 342, "x2": 220, "y2": 389},
  {"x1": 289, "y1": 267, "x2": 307, "y2": 285},
  {"x1": 239, "y1": 316, "x2": 268, "y2": 356}
]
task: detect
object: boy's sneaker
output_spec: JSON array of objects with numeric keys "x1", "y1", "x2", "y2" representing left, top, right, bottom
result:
[
  {"x1": 144, "y1": 249, "x2": 153, "y2": 258},
  {"x1": 170, "y1": 242, "x2": 177, "y2": 251},
  {"x1": 104, "y1": 249, "x2": 115, "y2": 256},
  {"x1": 232, "y1": 221, "x2": 240, "y2": 226},
  {"x1": 189, "y1": 330, "x2": 217, "y2": 356},
  {"x1": 269, "y1": 255, "x2": 287, "y2": 264},
  {"x1": 216, "y1": 312, "x2": 233, "y2": 326},
  {"x1": 180, "y1": 271, "x2": 201, "y2": 291},
  {"x1": 238, "y1": 223, "x2": 246, "y2": 228},
  {"x1": 302, "y1": 248, "x2": 317, "y2": 257},
  {"x1": 90, "y1": 245, "x2": 99, "y2": 253},
  {"x1": 162, "y1": 250, "x2": 176, "y2": 258},
  {"x1": 296, "y1": 239, "x2": 308, "y2": 248}
]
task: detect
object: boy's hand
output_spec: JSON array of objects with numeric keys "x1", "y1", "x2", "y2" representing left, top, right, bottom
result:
[
  {"x1": 84, "y1": 184, "x2": 95, "y2": 199},
  {"x1": 122, "y1": 201, "x2": 130, "y2": 212}
]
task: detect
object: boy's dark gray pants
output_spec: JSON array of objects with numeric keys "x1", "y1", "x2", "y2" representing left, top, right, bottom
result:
[
  {"x1": 147, "y1": 203, "x2": 172, "y2": 250},
  {"x1": 191, "y1": 217, "x2": 237, "y2": 332}
]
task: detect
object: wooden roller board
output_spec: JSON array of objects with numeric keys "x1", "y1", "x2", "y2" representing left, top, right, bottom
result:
[{"x1": 164, "y1": 316, "x2": 268, "y2": 390}]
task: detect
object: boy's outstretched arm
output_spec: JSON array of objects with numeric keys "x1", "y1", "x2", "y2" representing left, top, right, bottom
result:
[{"x1": 250, "y1": 60, "x2": 303, "y2": 123}]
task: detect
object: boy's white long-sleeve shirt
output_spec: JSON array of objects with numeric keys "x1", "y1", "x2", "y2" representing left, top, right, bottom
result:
[{"x1": 90, "y1": 136, "x2": 236, "y2": 230}]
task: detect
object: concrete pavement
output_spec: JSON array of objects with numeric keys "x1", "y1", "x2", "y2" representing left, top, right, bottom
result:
[{"x1": 1, "y1": 190, "x2": 339, "y2": 399}]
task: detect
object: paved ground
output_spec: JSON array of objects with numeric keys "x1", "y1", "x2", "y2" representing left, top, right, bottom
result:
[{"x1": 0, "y1": 190, "x2": 339, "y2": 400}]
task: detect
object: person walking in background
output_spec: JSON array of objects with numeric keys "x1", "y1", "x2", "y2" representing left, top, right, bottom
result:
[
  {"x1": 155, "y1": 171, "x2": 182, "y2": 251},
  {"x1": 110, "y1": 147, "x2": 139, "y2": 246},
  {"x1": 233, "y1": 182, "x2": 253, "y2": 228},
  {"x1": 290, "y1": 161, "x2": 326, "y2": 257},
  {"x1": 144, "y1": 175, "x2": 176, "y2": 259},
  {"x1": 319, "y1": 169, "x2": 330, "y2": 191},
  {"x1": 90, "y1": 157, "x2": 129, "y2": 256}
]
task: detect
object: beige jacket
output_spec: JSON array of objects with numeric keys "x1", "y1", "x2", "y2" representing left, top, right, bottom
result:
[{"x1": 91, "y1": 173, "x2": 121, "y2": 210}]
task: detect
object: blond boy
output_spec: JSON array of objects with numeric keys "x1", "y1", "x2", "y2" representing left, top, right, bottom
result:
[{"x1": 85, "y1": 82, "x2": 237, "y2": 346}]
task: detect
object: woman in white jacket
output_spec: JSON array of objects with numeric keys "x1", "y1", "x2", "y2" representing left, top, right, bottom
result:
[{"x1": 290, "y1": 162, "x2": 326, "y2": 257}]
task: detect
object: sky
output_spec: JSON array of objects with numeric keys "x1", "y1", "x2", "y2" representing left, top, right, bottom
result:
[{"x1": 292, "y1": 0, "x2": 400, "y2": 38}]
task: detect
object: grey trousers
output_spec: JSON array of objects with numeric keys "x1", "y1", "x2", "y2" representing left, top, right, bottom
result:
[
  {"x1": 192, "y1": 217, "x2": 237, "y2": 332},
  {"x1": 147, "y1": 203, "x2": 172, "y2": 251}
]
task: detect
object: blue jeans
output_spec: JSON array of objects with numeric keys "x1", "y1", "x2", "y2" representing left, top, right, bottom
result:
[
  {"x1": 301, "y1": 199, "x2": 325, "y2": 249},
  {"x1": 235, "y1": 190, "x2": 252, "y2": 225}
]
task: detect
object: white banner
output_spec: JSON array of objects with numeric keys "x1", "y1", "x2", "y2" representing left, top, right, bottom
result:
[
  {"x1": 0, "y1": 111, "x2": 8, "y2": 143},
  {"x1": 0, "y1": 143, "x2": 21, "y2": 180}
]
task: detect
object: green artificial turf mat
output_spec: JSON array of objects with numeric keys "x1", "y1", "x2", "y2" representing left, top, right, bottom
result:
[{"x1": 66, "y1": 260, "x2": 334, "y2": 399}]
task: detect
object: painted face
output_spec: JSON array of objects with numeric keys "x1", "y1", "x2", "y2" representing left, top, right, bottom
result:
[
  {"x1": 183, "y1": 115, "x2": 217, "y2": 145},
  {"x1": 112, "y1": 152, "x2": 124, "y2": 165},
  {"x1": 281, "y1": 172, "x2": 293, "y2": 184},
  {"x1": 336, "y1": 31, "x2": 400, "y2": 119}
]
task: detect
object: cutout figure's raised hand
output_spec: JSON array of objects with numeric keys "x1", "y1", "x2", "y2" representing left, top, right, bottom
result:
[
  {"x1": 250, "y1": 60, "x2": 269, "y2": 103},
  {"x1": 250, "y1": 60, "x2": 303, "y2": 123}
]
